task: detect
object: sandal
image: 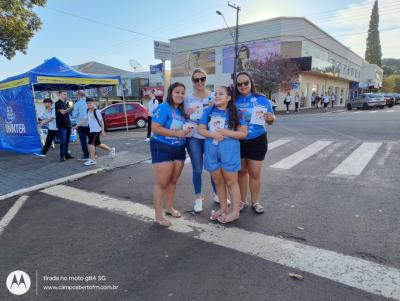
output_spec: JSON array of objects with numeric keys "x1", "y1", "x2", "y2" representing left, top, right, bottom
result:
[
  {"x1": 240, "y1": 201, "x2": 248, "y2": 212},
  {"x1": 217, "y1": 213, "x2": 239, "y2": 224},
  {"x1": 165, "y1": 209, "x2": 182, "y2": 218},
  {"x1": 154, "y1": 219, "x2": 172, "y2": 227},
  {"x1": 252, "y1": 203, "x2": 265, "y2": 214},
  {"x1": 210, "y1": 210, "x2": 224, "y2": 221}
]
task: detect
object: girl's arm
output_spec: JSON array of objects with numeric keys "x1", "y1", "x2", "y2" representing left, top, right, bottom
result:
[
  {"x1": 152, "y1": 122, "x2": 191, "y2": 138},
  {"x1": 216, "y1": 125, "x2": 248, "y2": 140},
  {"x1": 198, "y1": 124, "x2": 224, "y2": 141}
]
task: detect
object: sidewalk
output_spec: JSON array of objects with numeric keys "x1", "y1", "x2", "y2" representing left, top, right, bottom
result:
[
  {"x1": 0, "y1": 129, "x2": 150, "y2": 198},
  {"x1": 275, "y1": 106, "x2": 346, "y2": 115}
]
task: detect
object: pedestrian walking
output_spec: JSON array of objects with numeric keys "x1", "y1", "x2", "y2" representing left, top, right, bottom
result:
[
  {"x1": 294, "y1": 92, "x2": 300, "y2": 113},
  {"x1": 72, "y1": 90, "x2": 89, "y2": 161},
  {"x1": 35, "y1": 98, "x2": 57, "y2": 157},
  {"x1": 271, "y1": 97, "x2": 277, "y2": 114},
  {"x1": 323, "y1": 93, "x2": 330, "y2": 112},
  {"x1": 55, "y1": 90, "x2": 74, "y2": 161},
  {"x1": 311, "y1": 94, "x2": 316, "y2": 108},
  {"x1": 235, "y1": 71, "x2": 276, "y2": 214},
  {"x1": 73, "y1": 98, "x2": 115, "y2": 166},
  {"x1": 145, "y1": 90, "x2": 159, "y2": 142},
  {"x1": 284, "y1": 92, "x2": 292, "y2": 113},
  {"x1": 331, "y1": 93, "x2": 336, "y2": 108},
  {"x1": 315, "y1": 94, "x2": 320, "y2": 109},
  {"x1": 198, "y1": 86, "x2": 247, "y2": 224},
  {"x1": 184, "y1": 68, "x2": 219, "y2": 213},
  {"x1": 150, "y1": 82, "x2": 192, "y2": 227}
]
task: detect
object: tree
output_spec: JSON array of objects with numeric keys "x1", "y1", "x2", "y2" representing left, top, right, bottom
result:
[
  {"x1": 251, "y1": 54, "x2": 300, "y2": 97},
  {"x1": 365, "y1": 0, "x2": 382, "y2": 66},
  {"x1": 0, "y1": 0, "x2": 46, "y2": 59}
]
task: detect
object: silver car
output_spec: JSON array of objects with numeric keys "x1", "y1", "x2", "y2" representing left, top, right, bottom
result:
[{"x1": 347, "y1": 93, "x2": 386, "y2": 110}]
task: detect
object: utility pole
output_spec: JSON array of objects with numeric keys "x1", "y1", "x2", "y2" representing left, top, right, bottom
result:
[{"x1": 228, "y1": 2, "x2": 240, "y2": 82}]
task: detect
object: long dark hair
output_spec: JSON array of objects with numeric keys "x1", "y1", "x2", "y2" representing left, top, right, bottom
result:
[
  {"x1": 234, "y1": 71, "x2": 263, "y2": 97},
  {"x1": 166, "y1": 82, "x2": 185, "y2": 116},
  {"x1": 218, "y1": 85, "x2": 240, "y2": 130}
]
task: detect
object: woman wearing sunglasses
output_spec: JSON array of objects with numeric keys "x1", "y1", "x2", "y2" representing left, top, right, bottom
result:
[
  {"x1": 184, "y1": 68, "x2": 219, "y2": 213},
  {"x1": 235, "y1": 71, "x2": 276, "y2": 214}
]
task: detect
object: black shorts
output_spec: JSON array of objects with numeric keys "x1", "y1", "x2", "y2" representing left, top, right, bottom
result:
[
  {"x1": 240, "y1": 133, "x2": 268, "y2": 161},
  {"x1": 88, "y1": 132, "x2": 101, "y2": 146},
  {"x1": 324, "y1": 102, "x2": 328, "y2": 108}
]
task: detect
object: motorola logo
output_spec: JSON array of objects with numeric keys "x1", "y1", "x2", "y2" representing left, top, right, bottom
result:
[{"x1": 6, "y1": 270, "x2": 31, "y2": 295}]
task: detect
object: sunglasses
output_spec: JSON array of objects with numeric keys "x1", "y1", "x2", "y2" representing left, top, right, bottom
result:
[
  {"x1": 193, "y1": 77, "x2": 206, "y2": 83},
  {"x1": 236, "y1": 80, "x2": 250, "y2": 87}
]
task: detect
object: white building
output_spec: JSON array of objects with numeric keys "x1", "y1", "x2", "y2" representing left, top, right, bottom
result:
[{"x1": 170, "y1": 17, "x2": 382, "y2": 109}]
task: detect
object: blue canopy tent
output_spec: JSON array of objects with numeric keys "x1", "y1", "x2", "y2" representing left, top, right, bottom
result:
[{"x1": 0, "y1": 57, "x2": 121, "y2": 154}]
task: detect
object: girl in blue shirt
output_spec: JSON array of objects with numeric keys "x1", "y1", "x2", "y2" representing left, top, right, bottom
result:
[
  {"x1": 235, "y1": 72, "x2": 276, "y2": 214},
  {"x1": 199, "y1": 86, "x2": 248, "y2": 224},
  {"x1": 151, "y1": 82, "x2": 192, "y2": 227}
]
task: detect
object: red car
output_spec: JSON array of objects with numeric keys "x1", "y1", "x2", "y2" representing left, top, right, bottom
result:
[{"x1": 101, "y1": 103, "x2": 148, "y2": 131}]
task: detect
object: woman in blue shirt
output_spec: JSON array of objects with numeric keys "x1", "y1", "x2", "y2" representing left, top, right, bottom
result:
[
  {"x1": 199, "y1": 86, "x2": 247, "y2": 224},
  {"x1": 151, "y1": 82, "x2": 192, "y2": 227},
  {"x1": 235, "y1": 72, "x2": 276, "y2": 214}
]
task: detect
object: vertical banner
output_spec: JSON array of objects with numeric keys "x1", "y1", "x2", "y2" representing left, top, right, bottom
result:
[{"x1": 0, "y1": 84, "x2": 41, "y2": 154}]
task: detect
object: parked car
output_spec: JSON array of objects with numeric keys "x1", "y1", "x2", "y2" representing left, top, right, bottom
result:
[
  {"x1": 382, "y1": 93, "x2": 395, "y2": 107},
  {"x1": 393, "y1": 93, "x2": 400, "y2": 105},
  {"x1": 101, "y1": 103, "x2": 148, "y2": 131},
  {"x1": 347, "y1": 93, "x2": 386, "y2": 110}
]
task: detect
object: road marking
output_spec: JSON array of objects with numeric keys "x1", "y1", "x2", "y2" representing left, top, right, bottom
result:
[
  {"x1": 270, "y1": 140, "x2": 333, "y2": 169},
  {"x1": 0, "y1": 196, "x2": 28, "y2": 236},
  {"x1": 268, "y1": 139, "x2": 291, "y2": 150},
  {"x1": 386, "y1": 110, "x2": 395, "y2": 113},
  {"x1": 330, "y1": 142, "x2": 382, "y2": 176},
  {"x1": 41, "y1": 185, "x2": 400, "y2": 300}
]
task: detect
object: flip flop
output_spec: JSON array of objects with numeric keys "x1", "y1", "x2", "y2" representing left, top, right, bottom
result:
[
  {"x1": 240, "y1": 201, "x2": 248, "y2": 212},
  {"x1": 210, "y1": 210, "x2": 224, "y2": 221},
  {"x1": 252, "y1": 203, "x2": 265, "y2": 214},
  {"x1": 154, "y1": 219, "x2": 172, "y2": 227},
  {"x1": 217, "y1": 213, "x2": 239, "y2": 224},
  {"x1": 165, "y1": 209, "x2": 182, "y2": 218}
]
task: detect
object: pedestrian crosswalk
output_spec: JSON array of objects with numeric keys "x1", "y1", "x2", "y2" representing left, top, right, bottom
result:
[{"x1": 142, "y1": 137, "x2": 398, "y2": 180}]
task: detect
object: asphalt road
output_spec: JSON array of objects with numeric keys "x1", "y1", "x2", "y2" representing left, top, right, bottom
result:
[{"x1": 0, "y1": 106, "x2": 399, "y2": 301}]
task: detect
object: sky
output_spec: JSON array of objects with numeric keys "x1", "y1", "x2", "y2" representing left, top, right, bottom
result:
[{"x1": 0, "y1": 0, "x2": 399, "y2": 79}]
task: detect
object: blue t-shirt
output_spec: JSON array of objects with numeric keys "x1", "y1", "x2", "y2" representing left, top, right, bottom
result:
[
  {"x1": 152, "y1": 102, "x2": 186, "y2": 146},
  {"x1": 199, "y1": 106, "x2": 246, "y2": 142},
  {"x1": 236, "y1": 93, "x2": 274, "y2": 140}
]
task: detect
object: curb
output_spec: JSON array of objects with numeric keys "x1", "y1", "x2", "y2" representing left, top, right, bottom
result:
[{"x1": 0, "y1": 157, "x2": 150, "y2": 201}]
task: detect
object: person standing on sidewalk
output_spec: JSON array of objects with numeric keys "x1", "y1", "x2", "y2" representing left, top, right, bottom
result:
[
  {"x1": 150, "y1": 82, "x2": 192, "y2": 227},
  {"x1": 294, "y1": 92, "x2": 300, "y2": 113},
  {"x1": 323, "y1": 93, "x2": 330, "y2": 112},
  {"x1": 284, "y1": 92, "x2": 292, "y2": 113},
  {"x1": 145, "y1": 90, "x2": 159, "y2": 142},
  {"x1": 73, "y1": 98, "x2": 115, "y2": 166},
  {"x1": 72, "y1": 90, "x2": 89, "y2": 160},
  {"x1": 235, "y1": 71, "x2": 276, "y2": 215},
  {"x1": 184, "y1": 68, "x2": 219, "y2": 213},
  {"x1": 55, "y1": 90, "x2": 74, "y2": 162},
  {"x1": 35, "y1": 98, "x2": 58, "y2": 157},
  {"x1": 331, "y1": 93, "x2": 336, "y2": 108}
]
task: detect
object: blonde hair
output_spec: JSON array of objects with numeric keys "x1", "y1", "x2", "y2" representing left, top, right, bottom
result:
[{"x1": 191, "y1": 68, "x2": 207, "y2": 81}]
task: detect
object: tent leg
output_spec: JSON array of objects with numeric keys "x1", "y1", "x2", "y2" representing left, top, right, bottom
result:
[{"x1": 31, "y1": 84, "x2": 43, "y2": 148}]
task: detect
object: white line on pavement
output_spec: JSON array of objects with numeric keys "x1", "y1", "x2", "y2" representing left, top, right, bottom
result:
[
  {"x1": 270, "y1": 140, "x2": 333, "y2": 169},
  {"x1": 0, "y1": 195, "x2": 28, "y2": 236},
  {"x1": 330, "y1": 142, "x2": 382, "y2": 176},
  {"x1": 40, "y1": 185, "x2": 400, "y2": 300},
  {"x1": 268, "y1": 139, "x2": 292, "y2": 150},
  {"x1": 387, "y1": 110, "x2": 395, "y2": 113}
]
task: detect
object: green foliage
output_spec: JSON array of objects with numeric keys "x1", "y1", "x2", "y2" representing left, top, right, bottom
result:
[
  {"x1": 382, "y1": 74, "x2": 400, "y2": 92},
  {"x1": 0, "y1": 0, "x2": 46, "y2": 59},
  {"x1": 382, "y1": 58, "x2": 400, "y2": 75},
  {"x1": 365, "y1": 0, "x2": 382, "y2": 66}
]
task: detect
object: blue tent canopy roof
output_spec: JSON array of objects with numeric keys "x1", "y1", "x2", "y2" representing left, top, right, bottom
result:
[{"x1": 0, "y1": 57, "x2": 121, "y2": 91}]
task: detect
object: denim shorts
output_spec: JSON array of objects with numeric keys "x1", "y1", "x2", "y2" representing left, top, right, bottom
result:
[
  {"x1": 150, "y1": 138, "x2": 186, "y2": 164},
  {"x1": 204, "y1": 138, "x2": 241, "y2": 173}
]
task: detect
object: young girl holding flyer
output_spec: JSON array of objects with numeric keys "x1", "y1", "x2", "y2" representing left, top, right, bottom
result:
[{"x1": 198, "y1": 86, "x2": 248, "y2": 224}]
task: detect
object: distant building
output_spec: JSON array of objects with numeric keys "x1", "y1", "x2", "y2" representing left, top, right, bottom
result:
[{"x1": 169, "y1": 17, "x2": 382, "y2": 109}]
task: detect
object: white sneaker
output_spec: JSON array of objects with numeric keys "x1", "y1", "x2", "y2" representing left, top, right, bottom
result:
[
  {"x1": 144, "y1": 138, "x2": 150, "y2": 142},
  {"x1": 108, "y1": 147, "x2": 116, "y2": 158},
  {"x1": 84, "y1": 159, "x2": 97, "y2": 166},
  {"x1": 194, "y1": 198, "x2": 203, "y2": 213},
  {"x1": 34, "y1": 153, "x2": 47, "y2": 158},
  {"x1": 213, "y1": 195, "x2": 231, "y2": 205}
]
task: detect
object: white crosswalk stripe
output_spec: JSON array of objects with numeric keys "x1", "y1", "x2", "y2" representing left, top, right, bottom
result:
[
  {"x1": 330, "y1": 142, "x2": 382, "y2": 176},
  {"x1": 270, "y1": 140, "x2": 333, "y2": 170},
  {"x1": 41, "y1": 185, "x2": 400, "y2": 300},
  {"x1": 268, "y1": 138, "x2": 292, "y2": 150}
]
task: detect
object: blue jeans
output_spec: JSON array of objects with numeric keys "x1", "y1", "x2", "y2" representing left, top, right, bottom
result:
[
  {"x1": 186, "y1": 137, "x2": 216, "y2": 195},
  {"x1": 58, "y1": 128, "x2": 71, "y2": 158},
  {"x1": 77, "y1": 126, "x2": 89, "y2": 158}
]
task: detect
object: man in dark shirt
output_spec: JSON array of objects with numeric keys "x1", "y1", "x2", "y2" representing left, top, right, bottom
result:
[{"x1": 55, "y1": 90, "x2": 74, "y2": 161}]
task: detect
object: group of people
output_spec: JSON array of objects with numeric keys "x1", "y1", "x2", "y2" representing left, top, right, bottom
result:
[
  {"x1": 311, "y1": 93, "x2": 336, "y2": 111},
  {"x1": 283, "y1": 92, "x2": 303, "y2": 113},
  {"x1": 36, "y1": 90, "x2": 115, "y2": 165},
  {"x1": 148, "y1": 68, "x2": 276, "y2": 227}
]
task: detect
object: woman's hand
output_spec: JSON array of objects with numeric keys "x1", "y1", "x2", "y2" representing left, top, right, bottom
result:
[
  {"x1": 175, "y1": 128, "x2": 192, "y2": 137},
  {"x1": 101, "y1": 131, "x2": 106, "y2": 137},
  {"x1": 264, "y1": 112, "x2": 275, "y2": 124},
  {"x1": 212, "y1": 132, "x2": 225, "y2": 141},
  {"x1": 216, "y1": 128, "x2": 230, "y2": 137}
]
